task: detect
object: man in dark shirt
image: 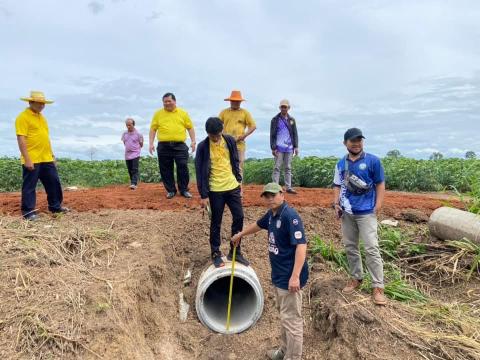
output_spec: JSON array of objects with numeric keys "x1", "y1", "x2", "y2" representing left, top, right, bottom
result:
[
  {"x1": 270, "y1": 99, "x2": 299, "y2": 194},
  {"x1": 232, "y1": 183, "x2": 308, "y2": 360}
]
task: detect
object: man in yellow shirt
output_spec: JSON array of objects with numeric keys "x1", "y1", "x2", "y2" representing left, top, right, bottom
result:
[
  {"x1": 195, "y1": 117, "x2": 249, "y2": 267},
  {"x1": 149, "y1": 93, "x2": 196, "y2": 199},
  {"x1": 219, "y1": 90, "x2": 256, "y2": 175},
  {"x1": 15, "y1": 91, "x2": 68, "y2": 220}
]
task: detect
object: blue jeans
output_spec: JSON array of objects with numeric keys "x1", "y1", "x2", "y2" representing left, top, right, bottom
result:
[{"x1": 21, "y1": 162, "x2": 63, "y2": 216}]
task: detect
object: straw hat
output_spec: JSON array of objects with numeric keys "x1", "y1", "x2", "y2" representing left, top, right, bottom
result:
[
  {"x1": 20, "y1": 91, "x2": 54, "y2": 104},
  {"x1": 224, "y1": 90, "x2": 246, "y2": 102}
]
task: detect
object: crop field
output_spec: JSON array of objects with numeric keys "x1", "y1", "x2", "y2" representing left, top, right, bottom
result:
[{"x1": 1, "y1": 156, "x2": 479, "y2": 194}]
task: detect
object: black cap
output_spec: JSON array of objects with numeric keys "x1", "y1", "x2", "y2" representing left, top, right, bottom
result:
[
  {"x1": 205, "y1": 117, "x2": 224, "y2": 135},
  {"x1": 344, "y1": 128, "x2": 365, "y2": 141}
]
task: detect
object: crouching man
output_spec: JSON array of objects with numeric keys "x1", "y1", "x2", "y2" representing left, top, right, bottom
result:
[{"x1": 232, "y1": 183, "x2": 308, "y2": 360}]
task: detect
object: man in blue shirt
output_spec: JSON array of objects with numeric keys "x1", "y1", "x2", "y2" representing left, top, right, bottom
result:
[
  {"x1": 232, "y1": 183, "x2": 308, "y2": 360},
  {"x1": 270, "y1": 99, "x2": 299, "y2": 194},
  {"x1": 333, "y1": 128, "x2": 387, "y2": 306}
]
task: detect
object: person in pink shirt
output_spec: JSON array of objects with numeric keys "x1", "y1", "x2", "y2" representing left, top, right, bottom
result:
[{"x1": 121, "y1": 118, "x2": 144, "y2": 189}]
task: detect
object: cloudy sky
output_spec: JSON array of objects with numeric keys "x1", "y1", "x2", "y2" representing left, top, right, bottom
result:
[{"x1": 1, "y1": 0, "x2": 479, "y2": 160}]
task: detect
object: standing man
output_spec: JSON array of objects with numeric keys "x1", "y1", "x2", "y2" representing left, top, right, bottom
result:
[
  {"x1": 333, "y1": 128, "x2": 387, "y2": 305},
  {"x1": 121, "y1": 117, "x2": 143, "y2": 190},
  {"x1": 271, "y1": 99, "x2": 299, "y2": 194},
  {"x1": 219, "y1": 90, "x2": 256, "y2": 176},
  {"x1": 195, "y1": 117, "x2": 249, "y2": 267},
  {"x1": 15, "y1": 91, "x2": 69, "y2": 220},
  {"x1": 232, "y1": 183, "x2": 308, "y2": 360},
  {"x1": 149, "y1": 93, "x2": 196, "y2": 199}
]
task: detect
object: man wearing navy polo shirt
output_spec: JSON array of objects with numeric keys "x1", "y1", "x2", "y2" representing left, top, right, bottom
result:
[
  {"x1": 333, "y1": 128, "x2": 387, "y2": 306},
  {"x1": 232, "y1": 183, "x2": 308, "y2": 360}
]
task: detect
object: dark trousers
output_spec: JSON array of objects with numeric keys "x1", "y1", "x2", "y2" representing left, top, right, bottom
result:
[
  {"x1": 21, "y1": 162, "x2": 63, "y2": 216},
  {"x1": 126, "y1": 157, "x2": 140, "y2": 185},
  {"x1": 208, "y1": 186, "x2": 244, "y2": 254},
  {"x1": 157, "y1": 142, "x2": 189, "y2": 193}
]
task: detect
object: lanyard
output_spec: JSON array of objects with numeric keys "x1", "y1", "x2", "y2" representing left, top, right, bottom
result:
[
  {"x1": 344, "y1": 152, "x2": 364, "y2": 172},
  {"x1": 269, "y1": 205, "x2": 287, "y2": 228}
]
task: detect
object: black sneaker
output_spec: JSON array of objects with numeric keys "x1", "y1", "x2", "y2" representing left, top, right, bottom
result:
[
  {"x1": 227, "y1": 250, "x2": 250, "y2": 266},
  {"x1": 166, "y1": 192, "x2": 176, "y2": 199},
  {"x1": 52, "y1": 207, "x2": 70, "y2": 214},
  {"x1": 181, "y1": 191, "x2": 193, "y2": 199},
  {"x1": 23, "y1": 213, "x2": 39, "y2": 221},
  {"x1": 212, "y1": 252, "x2": 225, "y2": 268},
  {"x1": 286, "y1": 188, "x2": 297, "y2": 194}
]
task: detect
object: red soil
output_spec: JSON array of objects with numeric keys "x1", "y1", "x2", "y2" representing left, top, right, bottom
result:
[{"x1": 0, "y1": 183, "x2": 463, "y2": 217}]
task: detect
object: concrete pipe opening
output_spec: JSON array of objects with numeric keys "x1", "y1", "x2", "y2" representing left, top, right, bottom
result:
[{"x1": 196, "y1": 262, "x2": 264, "y2": 334}]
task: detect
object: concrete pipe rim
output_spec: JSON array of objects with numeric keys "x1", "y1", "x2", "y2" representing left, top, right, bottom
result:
[{"x1": 196, "y1": 264, "x2": 264, "y2": 334}]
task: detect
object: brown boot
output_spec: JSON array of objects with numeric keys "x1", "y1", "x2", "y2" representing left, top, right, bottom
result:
[
  {"x1": 372, "y1": 287, "x2": 387, "y2": 305},
  {"x1": 266, "y1": 348, "x2": 285, "y2": 360},
  {"x1": 342, "y1": 279, "x2": 362, "y2": 294}
]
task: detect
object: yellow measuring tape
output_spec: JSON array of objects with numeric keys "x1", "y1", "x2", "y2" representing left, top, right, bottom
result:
[{"x1": 226, "y1": 245, "x2": 237, "y2": 332}]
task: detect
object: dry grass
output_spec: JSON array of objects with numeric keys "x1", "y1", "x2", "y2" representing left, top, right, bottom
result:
[
  {"x1": 2, "y1": 211, "x2": 480, "y2": 359},
  {"x1": 400, "y1": 239, "x2": 480, "y2": 288},
  {"x1": 0, "y1": 216, "x2": 123, "y2": 359},
  {"x1": 392, "y1": 299, "x2": 480, "y2": 360}
]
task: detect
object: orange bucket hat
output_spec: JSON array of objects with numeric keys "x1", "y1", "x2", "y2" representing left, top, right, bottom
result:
[{"x1": 224, "y1": 90, "x2": 246, "y2": 102}]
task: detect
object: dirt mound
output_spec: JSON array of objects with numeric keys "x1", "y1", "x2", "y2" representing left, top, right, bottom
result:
[
  {"x1": 309, "y1": 274, "x2": 414, "y2": 360},
  {"x1": 1, "y1": 208, "x2": 478, "y2": 359},
  {"x1": 0, "y1": 183, "x2": 463, "y2": 217}
]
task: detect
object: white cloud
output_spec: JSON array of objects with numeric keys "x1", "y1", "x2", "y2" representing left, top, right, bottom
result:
[
  {"x1": 0, "y1": 1, "x2": 479, "y2": 160},
  {"x1": 88, "y1": 1, "x2": 104, "y2": 14}
]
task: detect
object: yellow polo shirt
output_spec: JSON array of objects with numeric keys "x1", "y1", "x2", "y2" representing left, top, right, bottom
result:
[
  {"x1": 150, "y1": 107, "x2": 193, "y2": 142},
  {"x1": 209, "y1": 137, "x2": 240, "y2": 192},
  {"x1": 15, "y1": 108, "x2": 54, "y2": 164},
  {"x1": 218, "y1": 108, "x2": 255, "y2": 152}
]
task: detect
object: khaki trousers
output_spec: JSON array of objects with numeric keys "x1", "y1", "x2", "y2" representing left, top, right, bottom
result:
[
  {"x1": 238, "y1": 148, "x2": 245, "y2": 178},
  {"x1": 341, "y1": 213, "x2": 384, "y2": 288},
  {"x1": 275, "y1": 287, "x2": 303, "y2": 360}
]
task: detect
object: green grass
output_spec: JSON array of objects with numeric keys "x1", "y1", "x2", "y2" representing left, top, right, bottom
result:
[
  {"x1": 311, "y1": 234, "x2": 427, "y2": 302},
  {"x1": 361, "y1": 262, "x2": 427, "y2": 302},
  {"x1": 446, "y1": 239, "x2": 480, "y2": 280},
  {"x1": 465, "y1": 177, "x2": 480, "y2": 214},
  {"x1": 378, "y1": 225, "x2": 428, "y2": 259},
  {"x1": 311, "y1": 237, "x2": 349, "y2": 272}
]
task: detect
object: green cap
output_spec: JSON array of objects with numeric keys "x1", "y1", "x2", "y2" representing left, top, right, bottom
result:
[{"x1": 261, "y1": 182, "x2": 283, "y2": 197}]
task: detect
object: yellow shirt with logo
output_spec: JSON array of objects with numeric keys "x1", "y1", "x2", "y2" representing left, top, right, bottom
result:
[
  {"x1": 150, "y1": 107, "x2": 193, "y2": 142},
  {"x1": 15, "y1": 108, "x2": 54, "y2": 164},
  {"x1": 209, "y1": 137, "x2": 240, "y2": 192},
  {"x1": 218, "y1": 108, "x2": 255, "y2": 152}
]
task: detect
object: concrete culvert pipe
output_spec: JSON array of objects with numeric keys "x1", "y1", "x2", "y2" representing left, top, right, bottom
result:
[
  {"x1": 195, "y1": 262, "x2": 264, "y2": 334},
  {"x1": 429, "y1": 207, "x2": 480, "y2": 243}
]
